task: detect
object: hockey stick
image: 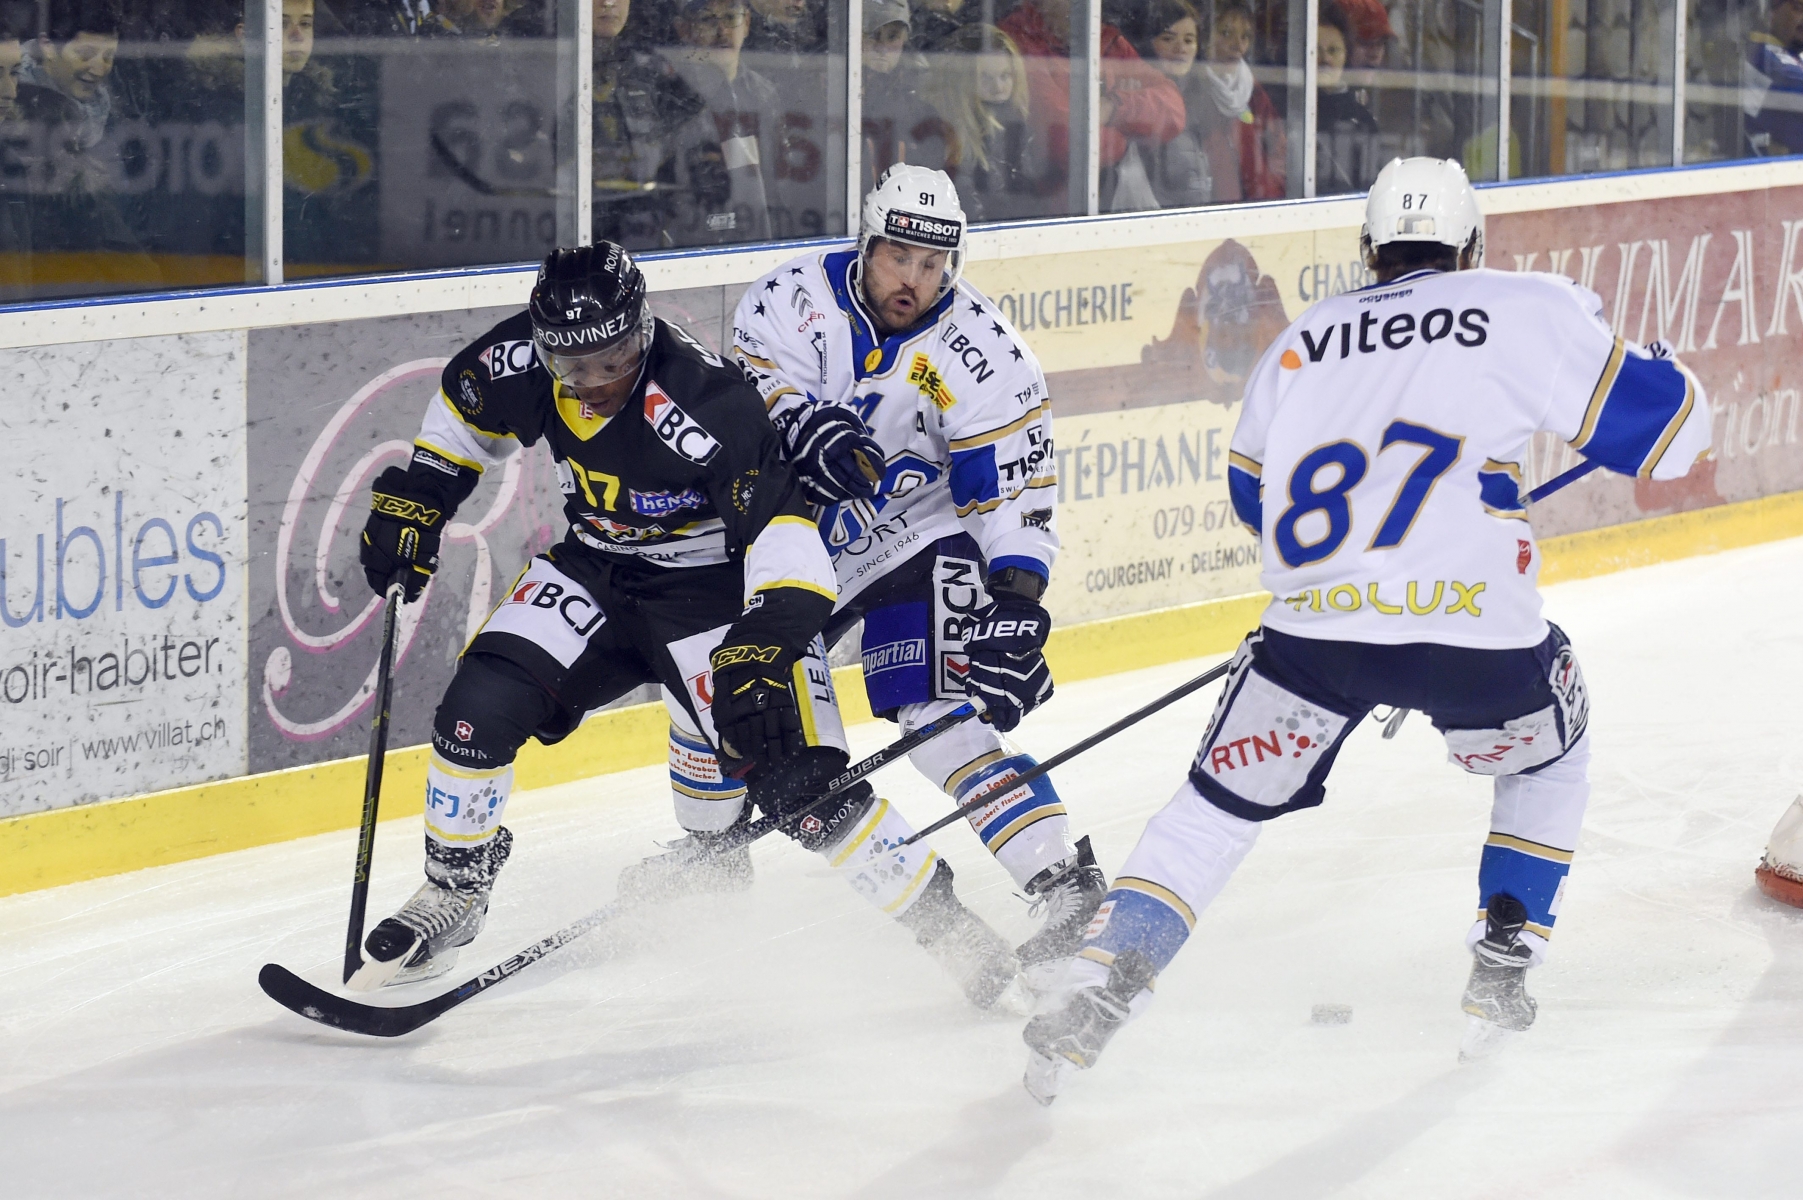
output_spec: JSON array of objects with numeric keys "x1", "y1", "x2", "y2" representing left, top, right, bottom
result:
[
  {"x1": 343, "y1": 583, "x2": 405, "y2": 985},
  {"x1": 259, "y1": 703, "x2": 983, "y2": 1037},
  {"x1": 1524, "y1": 459, "x2": 1600, "y2": 503},
  {"x1": 897, "y1": 659, "x2": 1234, "y2": 849}
]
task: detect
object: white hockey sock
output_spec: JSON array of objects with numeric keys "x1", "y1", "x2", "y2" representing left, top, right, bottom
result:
[
  {"x1": 821, "y1": 795, "x2": 941, "y2": 918},
  {"x1": 423, "y1": 751, "x2": 513, "y2": 855},
  {"x1": 901, "y1": 698, "x2": 1075, "y2": 887}
]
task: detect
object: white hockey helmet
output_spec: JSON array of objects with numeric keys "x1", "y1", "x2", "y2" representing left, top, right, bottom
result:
[
  {"x1": 1360, "y1": 156, "x2": 1484, "y2": 271},
  {"x1": 859, "y1": 163, "x2": 967, "y2": 299}
]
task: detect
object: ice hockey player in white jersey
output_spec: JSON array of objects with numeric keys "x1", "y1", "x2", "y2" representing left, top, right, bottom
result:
[
  {"x1": 708, "y1": 164, "x2": 1106, "y2": 995},
  {"x1": 1018, "y1": 157, "x2": 1714, "y2": 1103}
]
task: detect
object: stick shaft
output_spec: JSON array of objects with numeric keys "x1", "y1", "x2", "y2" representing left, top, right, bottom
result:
[
  {"x1": 900, "y1": 659, "x2": 1233, "y2": 848},
  {"x1": 343, "y1": 586, "x2": 403, "y2": 984},
  {"x1": 1525, "y1": 459, "x2": 1600, "y2": 503}
]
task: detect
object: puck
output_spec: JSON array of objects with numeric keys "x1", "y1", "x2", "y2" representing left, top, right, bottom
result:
[{"x1": 1310, "y1": 1003, "x2": 1353, "y2": 1025}]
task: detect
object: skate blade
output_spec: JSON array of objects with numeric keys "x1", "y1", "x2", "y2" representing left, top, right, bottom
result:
[
  {"x1": 988, "y1": 974, "x2": 1036, "y2": 1018},
  {"x1": 345, "y1": 935, "x2": 423, "y2": 992},
  {"x1": 1020, "y1": 959, "x2": 1081, "y2": 1016},
  {"x1": 1458, "y1": 1014, "x2": 1521, "y2": 1063},
  {"x1": 389, "y1": 945, "x2": 459, "y2": 988},
  {"x1": 1022, "y1": 1050, "x2": 1071, "y2": 1106}
]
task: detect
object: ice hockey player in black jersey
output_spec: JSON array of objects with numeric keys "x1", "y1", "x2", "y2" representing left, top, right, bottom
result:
[{"x1": 350, "y1": 243, "x2": 1021, "y2": 1007}]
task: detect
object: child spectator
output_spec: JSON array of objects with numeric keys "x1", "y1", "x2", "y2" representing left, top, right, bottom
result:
[
  {"x1": 1316, "y1": 0, "x2": 1378, "y2": 194},
  {"x1": 861, "y1": 0, "x2": 932, "y2": 189},
  {"x1": 1190, "y1": 0, "x2": 1285, "y2": 200}
]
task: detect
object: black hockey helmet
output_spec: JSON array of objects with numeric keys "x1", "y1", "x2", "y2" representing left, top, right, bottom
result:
[{"x1": 528, "y1": 242, "x2": 653, "y2": 388}]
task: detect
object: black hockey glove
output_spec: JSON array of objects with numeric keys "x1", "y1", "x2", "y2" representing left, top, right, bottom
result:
[
  {"x1": 361, "y1": 466, "x2": 449, "y2": 602},
  {"x1": 709, "y1": 642, "x2": 806, "y2": 778},
  {"x1": 961, "y1": 595, "x2": 1054, "y2": 733},
  {"x1": 787, "y1": 405, "x2": 886, "y2": 506}
]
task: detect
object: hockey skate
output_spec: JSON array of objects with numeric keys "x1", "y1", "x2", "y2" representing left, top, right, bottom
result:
[
  {"x1": 615, "y1": 824, "x2": 755, "y2": 903},
  {"x1": 898, "y1": 859, "x2": 1027, "y2": 1012},
  {"x1": 1458, "y1": 892, "x2": 1538, "y2": 1062},
  {"x1": 1015, "y1": 836, "x2": 1108, "y2": 998},
  {"x1": 1021, "y1": 949, "x2": 1157, "y2": 1105},
  {"x1": 349, "y1": 827, "x2": 513, "y2": 991}
]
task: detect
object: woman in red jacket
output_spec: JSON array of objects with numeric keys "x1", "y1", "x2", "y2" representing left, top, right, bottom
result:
[{"x1": 997, "y1": 0, "x2": 1185, "y2": 208}]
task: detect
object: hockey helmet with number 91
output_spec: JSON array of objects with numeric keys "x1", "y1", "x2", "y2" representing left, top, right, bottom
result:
[
  {"x1": 1360, "y1": 157, "x2": 1484, "y2": 271},
  {"x1": 860, "y1": 164, "x2": 967, "y2": 300},
  {"x1": 528, "y1": 243, "x2": 653, "y2": 389}
]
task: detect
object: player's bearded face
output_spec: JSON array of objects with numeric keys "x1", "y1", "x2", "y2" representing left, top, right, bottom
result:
[{"x1": 863, "y1": 239, "x2": 947, "y2": 334}]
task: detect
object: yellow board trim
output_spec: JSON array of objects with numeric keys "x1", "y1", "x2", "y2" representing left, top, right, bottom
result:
[{"x1": 8, "y1": 489, "x2": 1803, "y2": 897}]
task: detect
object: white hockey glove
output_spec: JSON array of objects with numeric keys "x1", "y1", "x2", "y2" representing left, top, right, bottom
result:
[{"x1": 786, "y1": 405, "x2": 886, "y2": 506}]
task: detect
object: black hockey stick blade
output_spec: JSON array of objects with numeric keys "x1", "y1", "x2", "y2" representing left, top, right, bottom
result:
[
  {"x1": 899, "y1": 658, "x2": 1234, "y2": 848},
  {"x1": 259, "y1": 708, "x2": 982, "y2": 1037},
  {"x1": 262, "y1": 901, "x2": 626, "y2": 1037}
]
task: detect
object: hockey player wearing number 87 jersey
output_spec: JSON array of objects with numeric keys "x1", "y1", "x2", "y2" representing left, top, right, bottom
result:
[
  {"x1": 725, "y1": 164, "x2": 1108, "y2": 995},
  {"x1": 1021, "y1": 157, "x2": 1715, "y2": 1103}
]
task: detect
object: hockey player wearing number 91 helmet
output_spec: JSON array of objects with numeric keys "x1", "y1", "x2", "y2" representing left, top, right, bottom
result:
[
  {"x1": 1019, "y1": 157, "x2": 1716, "y2": 1103},
  {"x1": 705, "y1": 163, "x2": 1109, "y2": 1007}
]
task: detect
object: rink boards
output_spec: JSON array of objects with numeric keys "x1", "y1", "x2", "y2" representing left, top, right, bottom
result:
[{"x1": 3, "y1": 158, "x2": 1802, "y2": 891}]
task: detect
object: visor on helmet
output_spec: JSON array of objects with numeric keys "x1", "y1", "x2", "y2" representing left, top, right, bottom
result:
[{"x1": 542, "y1": 307, "x2": 653, "y2": 389}]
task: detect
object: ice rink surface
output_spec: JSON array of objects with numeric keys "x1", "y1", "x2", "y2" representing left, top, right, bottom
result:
[{"x1": 4, "y1": 539, "x2": 1802, "y2": 1199}]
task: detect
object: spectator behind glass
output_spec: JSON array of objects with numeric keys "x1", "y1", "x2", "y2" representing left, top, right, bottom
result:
[
  {"x1": 744, "y1": 0, "x2": 822, "y2": 54},
  {"x1": 660, "y1": 0, "x2": 776, "y2": 244},
  {"x1": 861, "y1": 0, "x2": 932, "y2": 189},
  {"x1": 1132, "y1": 0, "x2": 1213, "y2": 208},
  {"x1": 1315, "y1": 1, "x2": 1378, "y2": 194},
  {"x1": 912, "y1": 0, "x2": 974, "y2": 52},
  {"x1": 442, "y1": 0, "x2": 543, "y2": 37},
  {"x1": 23, "y1": 0, "x2": 119, "y2": 152},
  {"x1": 1190, "y1": 0, "x2": 1285, "y2": 200},
  {"x1": 0, "y1": 18, "x2": 30, "y2": 290},
  {"x1": 1747, "y1": 0, "x2": 1803, "y2": 156},
  {"x1": 998, "y1": 0, "x2": 1184, "y2": 210},
  {"x1": 592, "y1": 0, "x2": 702, "y2": 248},
  {"x1": 920, "y1": 23, "x2": 1053, "y2": 222}
]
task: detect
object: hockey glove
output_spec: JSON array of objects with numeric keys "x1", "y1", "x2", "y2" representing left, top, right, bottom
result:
[
  {"x1": 709, "y1": 642, "x2": 806, "y2": 778},
  {"x1": 787, "y1": 405, "x2": 886, "y2": 506},
  {"x1": 961, "y1": 595, "x2": 1054, "y2": 733},
  {"x1": 361, "y1": 466, "x2": 448, "y2": 602}
]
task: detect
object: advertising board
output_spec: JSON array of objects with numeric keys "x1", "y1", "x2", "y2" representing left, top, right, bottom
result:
[{"x1": 0, "y1": 334, "x2": 248, "y2": 816}]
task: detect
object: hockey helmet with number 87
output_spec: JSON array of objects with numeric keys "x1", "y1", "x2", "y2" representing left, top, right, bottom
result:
[
  {"x1": 528, "y1": 243, "x2": 654, "y2": 389},
  {"x1": 860, "y1": 164, "x2": 967, "y2": 300},
  {"x1": 1360, "y1": 157, "x2": 1484, "y2": 271}
]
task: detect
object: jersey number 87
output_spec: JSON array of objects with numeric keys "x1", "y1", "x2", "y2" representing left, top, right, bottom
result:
[{"x1": 1273, "y1": 421, "x2": 1465, "y2": 568}]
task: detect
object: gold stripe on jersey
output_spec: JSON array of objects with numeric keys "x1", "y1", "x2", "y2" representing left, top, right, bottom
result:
[
  {"x1": 946, "y1": 401, "x2": 1050, "y2": 452},
  {"x1": 1639, "y1": 371, "x2": 1697, "y2": 477},
  {"x1": 415, "y1": 438, "x2": 487, "y2": 475},
  {"x1": 1573, "y1": 338, "x2": 1626, "y2": 451},
  {"x1": 954, "y1": 495, "x2": 1007, "y2": 517},
  {"x1": 942, "y1": 749, "x2": 1008, "y2": 795},
  {"x1": 1025, "y1": 474, "x2": 1058, "y2": 489},
  {"x1": 756, "y1": 578, "x2": 837, "y2": 600},
  {"x1": 882, "y1": 850, "x2": 940, "y2": 914},
  {"x1": 1228, "y1": 451, "x2": 1262, "y2": 476},
  {"x1": 1481, "y1": 458, "x2": 1523, "y2": 484},
  {"x1": 735, "y1": 348, "x2": 778, "y2": 370},
  {"x1": 437, "y1": 388, "x2": 517, "y2": 443},
  {"x1": 761, "y1": 385, "x2": 801, "y2": 411}
]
